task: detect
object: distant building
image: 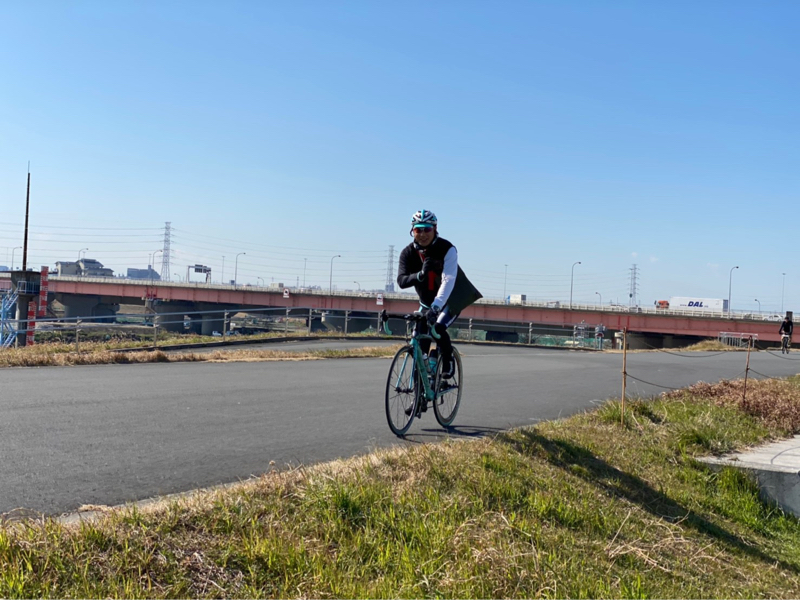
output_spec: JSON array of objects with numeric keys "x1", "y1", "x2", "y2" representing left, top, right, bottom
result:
[
  {"x1": 55, "y1": 259, "x2": 114, "y2": 277},
  {"x1": 55, "y1": 261, "x2": 80, "y2": 276},
  {"x1": 127, "y1": 266, "x2": 161, "y2": 280},
  {"x1": 0, "y1": 265, "x2": 9, "y2": 272}
]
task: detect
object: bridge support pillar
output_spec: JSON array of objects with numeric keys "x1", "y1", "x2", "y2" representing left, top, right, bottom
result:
[
  {"x1": 200, "y1": 314, "x2": 225, "y2": 336},
  {"x1": 153, "y1": 301, "x2": 195, "y2": 333},
  {"x1": 58, "y1": 295, "x2": 119, "y2": 321}
]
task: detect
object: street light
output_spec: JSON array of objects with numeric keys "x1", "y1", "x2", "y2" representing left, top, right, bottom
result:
[
  {"x1": 596, "y1": 291, "x2": 602, "y2": 306},
  {"x1": 78, "y1": 247, "x2": 89, "y2": 261},
  {"x1": 781, "y1": 273, "x2": 786, "y2": 315},
  {"x1": 728, "y1": 265, "x2": 739, "y2": 317},
  {"x1": 570, "y1": 261, "x2": 582, "y2": 309},
  {"x1": 755, "y1": 298, "x2": 761, "y2": 314},
  {"x1": 11, "y1": 246, "x2": 21, "y2": 270},
  {"x1": 173, "y1": 273, "x2": 182, "y2": 282},
  {"x1": 329, "y1": 254, "x2": 341, "y2": 294},
  {"x1": 503, "y1": 264, "x2": 508, "y2": 301},
  {"x1": 354, "y1": 281, "x2": 361, "y2": 291},
  {"x1": 257, "y1": 277, "x2": 264, "y2": 287},
  {"x1": 234, "y1": 252, "x2": 246, "y2": 286}
]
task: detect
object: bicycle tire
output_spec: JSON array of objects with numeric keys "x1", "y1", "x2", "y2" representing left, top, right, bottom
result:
[
  {"x1": 385, "y1": 345, "x2": 419, "y2": 436},
  {"x1": 433, "y1": 346, "x2": 463, "y2": 428}
]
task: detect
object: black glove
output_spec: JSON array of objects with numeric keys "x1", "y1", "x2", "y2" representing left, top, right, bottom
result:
[
  {"x1": 422, "y1": 257, "x2": 443, "y2": 275},
  {"x1": 426, "y1": 305, "x2": 441, "y2": 326}
]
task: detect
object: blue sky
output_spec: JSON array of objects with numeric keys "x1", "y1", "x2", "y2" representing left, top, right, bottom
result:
[{"x1": 1, "y1": 1, "x2": 798, "y2": 313}]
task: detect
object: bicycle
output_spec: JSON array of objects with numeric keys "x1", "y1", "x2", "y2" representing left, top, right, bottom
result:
[
  {"x1": 380, "y1": 310, "x2": 463, "y2": 435},
  {"x1": 782, "y1": 333, "x2": 791, "y2": 354}
]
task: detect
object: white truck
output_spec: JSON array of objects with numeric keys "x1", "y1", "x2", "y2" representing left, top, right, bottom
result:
[
  {"x1": 668, "y1": 297, "x2": 728, "y2": 313},
  {"x1": 509, "y1": 294, "x2": 526, "y2": 305}
]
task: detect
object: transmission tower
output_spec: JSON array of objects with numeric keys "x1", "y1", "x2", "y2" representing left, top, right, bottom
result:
[
  {"x1": 160, "y1": 222, "x2": 172, "y2": 281},
  {"x1": 628, "y1": 264, "x2": 639, "y2": 307},
  {"x1": 385, "y1": 245, "x2": 395, "y2": 292}
]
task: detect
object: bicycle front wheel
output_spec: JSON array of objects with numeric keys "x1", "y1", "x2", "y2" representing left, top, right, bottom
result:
[
  {"x1": 433, "y1": 347, "x2": 463, "y2": 428},
  {"x1": 385, "y1": 345, "x2": 419, "y2": 436}
]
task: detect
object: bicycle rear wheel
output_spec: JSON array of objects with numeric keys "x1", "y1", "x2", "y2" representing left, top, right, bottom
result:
[
  {"x1": 385, "y1": 345, "x2": 419, "y2": 436},
  {"x1": 433, "y1": 347, "x2": 463, "y2": 428}
]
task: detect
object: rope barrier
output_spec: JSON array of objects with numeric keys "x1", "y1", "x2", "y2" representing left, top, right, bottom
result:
[{"x1": 763, "y1": 350, "x2": 800, "y2": 362}]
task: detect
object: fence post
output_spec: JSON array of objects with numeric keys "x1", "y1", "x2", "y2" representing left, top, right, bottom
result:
[
  {"x1": 468, "y1": 318, "x2": 473, "y2": 341},
  {"x1": 308, "y1": 308, "x2": 313, "y2": 335},
  {"x1": 285, "y1": 307, "x2": 290, "y2": 336},
  {"x1": 528, "y1": 322, "x2": 533, "y2": 345},
  {"x1": 153, "y1": 324, "x2": 158, "y2": 350},
  {"x1": 742, "y1": 335, "x2": 752, "y2": 405},
  {"x1": 75, "y1": 320, "x2": 81, "y2": 353},
  {"x1": 223, "y1": 311, "x2": 229, "y2": 337},
  {"x1": 344, "y1": 310, "x2": 349, "y2": 336},
  {"x1": 621, "y1": 328, "x2": 627, "y2": 425}
]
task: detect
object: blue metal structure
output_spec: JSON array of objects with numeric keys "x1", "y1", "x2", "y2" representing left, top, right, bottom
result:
[{"x1": 1, "y1": 289, "x2": 19, "y2": 348}]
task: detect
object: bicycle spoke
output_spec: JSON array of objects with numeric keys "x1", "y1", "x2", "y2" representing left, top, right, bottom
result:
[
  {"x1": 433, "y1": 348, "x2": 462, "y2": 427},
  {"x1": 385, "y1": 346, "x2": 418, "y2": 435}
]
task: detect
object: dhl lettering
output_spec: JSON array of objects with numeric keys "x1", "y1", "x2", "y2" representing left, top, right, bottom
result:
[{"x1": 688, "y1": 301, "x2": 704, "y2": 307}]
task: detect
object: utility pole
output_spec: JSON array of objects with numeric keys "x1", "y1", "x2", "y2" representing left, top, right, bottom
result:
[{"x1": 22, "y1": 164, "x2": 30, "y2": 271}]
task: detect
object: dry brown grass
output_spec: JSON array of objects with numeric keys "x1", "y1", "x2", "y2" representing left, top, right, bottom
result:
[
  {"x1": 681, "y1": 340, "x2": 741, "y2": 351},
  {"x1": 662, "y1": 377, "x2": 800, "y2": 434},
  {"x1": 0, "y1": 345, "x2": 402, "y2": 368}
]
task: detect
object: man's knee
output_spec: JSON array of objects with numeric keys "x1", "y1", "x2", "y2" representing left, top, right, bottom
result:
[{"x1": 433, "y1": 322, "x2": 449, "y2": 338}]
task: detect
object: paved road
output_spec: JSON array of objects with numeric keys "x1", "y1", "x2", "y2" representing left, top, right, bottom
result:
[{"x1": 2, "y1": 343, "x2": 799, "y2": 516}]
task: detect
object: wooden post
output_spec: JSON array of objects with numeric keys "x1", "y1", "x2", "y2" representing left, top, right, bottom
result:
[
  {"x1": 285, "y1": 307, "x2": 290, "y2": 336},
  {"x1": 344, "y1": 310, "x2": 349, "y2": 335},
  {"x1": 308, "y1": 308, "x2": 313, "y2": 335},
  {"x1": 75, "y1": 320, "x2": 81, "y2": 353},
  {"x1": 153, "y1": 324, "x2": 158, "y2": 350},
  {"x1": 743, "y1": 335, "x2": 752, "y2": 404},
  {"x1": 621, "y1": 328, "x2": 627, "y2": 424}
]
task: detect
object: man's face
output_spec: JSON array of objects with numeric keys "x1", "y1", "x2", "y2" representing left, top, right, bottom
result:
[{"x1": 413, "y1": 226, "x2": 435, "y2": 247}]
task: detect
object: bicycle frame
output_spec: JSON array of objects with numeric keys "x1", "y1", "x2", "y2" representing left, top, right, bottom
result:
[{"x1": 383, "y1": 312, "x2": 441, "y2": 402}]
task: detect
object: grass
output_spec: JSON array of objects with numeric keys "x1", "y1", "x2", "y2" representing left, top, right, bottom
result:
[
  {"x1": 0, "y1": 344, "x2": 403, "y2": 368},
  {"x1": 3, "y1": 377, "x2": 800, "y2": 597},
  {"x1": 681, "y1": 340, "x2": 743, "y2": 352}
]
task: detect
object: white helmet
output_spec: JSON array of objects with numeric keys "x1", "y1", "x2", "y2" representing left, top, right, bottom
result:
[{"x1": 411, "y1": 209, "x2": 437, "y2": 228}]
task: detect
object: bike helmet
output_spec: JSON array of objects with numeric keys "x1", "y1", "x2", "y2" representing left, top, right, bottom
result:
[{"x1": 411, "y1": 209, "x2": 437, "y2": 228}]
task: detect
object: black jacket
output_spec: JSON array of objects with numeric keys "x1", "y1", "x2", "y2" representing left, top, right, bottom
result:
[
  {"x1": 397, "y1": 237, "x2": 482, "y2": 314},
  {"x1": 780, "y1": 320, "x2": 794, "y2": 335}
]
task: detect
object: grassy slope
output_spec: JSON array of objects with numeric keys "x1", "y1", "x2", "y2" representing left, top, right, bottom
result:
[{"x1": 2, "y1": 378, "x2": 800, "y2": 598}]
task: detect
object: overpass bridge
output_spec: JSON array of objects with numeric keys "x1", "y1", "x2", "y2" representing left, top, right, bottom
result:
[{"x1": 0, "y1": 273, "x2": 789, "y2": 347}]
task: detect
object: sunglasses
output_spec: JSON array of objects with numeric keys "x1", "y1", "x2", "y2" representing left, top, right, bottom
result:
[{"x1": 413, "y1": 227, "x2": 434, "y2": 234}]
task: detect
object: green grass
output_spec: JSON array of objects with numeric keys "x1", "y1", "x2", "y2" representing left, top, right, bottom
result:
[{"x1": 2, "y1": 377, "x2": 800, "y2": 597}]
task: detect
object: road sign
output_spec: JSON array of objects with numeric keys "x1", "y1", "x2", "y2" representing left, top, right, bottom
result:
[
  {"x1": 376, "y1": 294, "x2": 384, "y2": 306},
  {"x1": 283, "y1": 288, "x2": 290, "y2": 298}
]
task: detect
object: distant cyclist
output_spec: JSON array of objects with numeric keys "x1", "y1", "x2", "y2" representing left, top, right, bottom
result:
[
  {"x1": 396, "y1": 210, "x2": 482, "y2": 378},
  {"x1": 779, "y1": 316, "x2": 793, "y2": 352}
]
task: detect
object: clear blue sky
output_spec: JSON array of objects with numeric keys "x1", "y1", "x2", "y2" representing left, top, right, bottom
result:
[{"x1": 1, "y1": 1, "x2": 798, "y2": 313}]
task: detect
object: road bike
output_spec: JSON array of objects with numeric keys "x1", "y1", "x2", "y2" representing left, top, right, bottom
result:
[
  {"x1": 380, "y1": 310, "x2": 463, "y2": 435},
  {"x1": 782, "y1": 333, "x2": 791, "y2": 354}
]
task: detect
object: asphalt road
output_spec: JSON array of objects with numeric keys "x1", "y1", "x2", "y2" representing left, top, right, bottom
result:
[{"x1": 2, "y1": 342, "x2": 799, "y2": 517}]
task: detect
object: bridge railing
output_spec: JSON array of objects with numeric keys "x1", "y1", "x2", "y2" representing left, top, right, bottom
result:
[{"x1": 0, "y1": 272, "x2": 783, "y2": 322}]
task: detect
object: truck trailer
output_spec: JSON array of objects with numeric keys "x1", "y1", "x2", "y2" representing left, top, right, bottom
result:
[{"x1": 668, "y1": 297, "x2": 729, "y2": 312}]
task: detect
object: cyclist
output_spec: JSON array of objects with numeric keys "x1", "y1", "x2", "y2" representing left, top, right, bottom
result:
[
  {"x1": 396, "y1": 209, "x2": 482, "y2": 379},
  {"x1": 779, "y1": 316, "x2": 793, "y2": 351}
]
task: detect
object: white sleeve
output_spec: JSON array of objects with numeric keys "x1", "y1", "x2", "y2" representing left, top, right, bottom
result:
[{"x1": 433, "y1": 247, "x2": 458, "y2": 309}]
